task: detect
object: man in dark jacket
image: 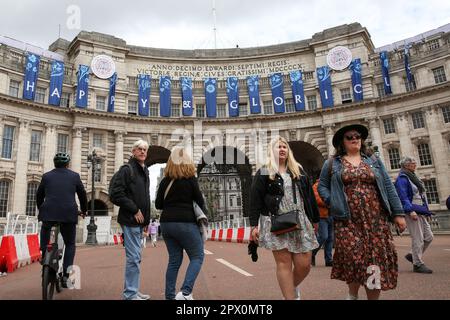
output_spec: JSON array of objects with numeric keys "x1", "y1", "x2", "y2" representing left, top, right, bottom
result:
[
  {"x1": 110, "y1": 139, "x2": 151, "y2": 300},
  {"x1": 36, "y1": 152, "x2": 87, "y2": 287}
]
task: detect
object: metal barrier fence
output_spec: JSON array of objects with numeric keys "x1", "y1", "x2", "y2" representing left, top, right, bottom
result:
[
  {"x1": 209, "y1": 217, "x2": 250, "y2": 230},
  {"x1": 1, "y1": 212, "x2": 39, "y2": 236}
]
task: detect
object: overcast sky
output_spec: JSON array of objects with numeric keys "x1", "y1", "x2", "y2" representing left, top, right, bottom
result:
[{"x1": 1, "y1": 0, "x2": 449, "y2": 50}]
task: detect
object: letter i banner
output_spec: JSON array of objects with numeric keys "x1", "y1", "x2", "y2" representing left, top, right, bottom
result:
[
  {"x1": 269, "y1": 73, "x2": 285, "y2": 113},
  {"x1": 48, "y1": 60, "x2": 65, "y2": 106},
  {"x1": 159, "y1": 76, "x2": 172, "y2": 117},
  {"x1": 247, "y1": 75, "x2": 261, "y2": 114},
  {"x1": 75, "y1": 65, "x2": 90, "y2": 108},
  {"x1": 138, "y1": 74, "x2": 151, "y2": 116},
  {"x1": 181, "y1": 77, "x2": 193, "y2": 116},
  {"x1": 317, "y1": 66, "x2": 334, "y2": 109},
  {"x1": 107, "y1": 72, "x2": 117, "y2": 113},
  {"x1": 350, "y1": 59, "x2": 363, "y2": 102},
  {"x1": 380, "y1": 51, "x2": 392, "y2": 95},
  {"x1": 226, "y1": 77, "x2": 239, "y2": 117},
  {"x1": 204, "y1": 78, "x2": 217, "y2": 118},
  {"x1": 290, "y1": 70, "x2": 305, "y2": 111},
  {"x1": 23, "y1": 53, "x2": 40, "y2": 100}
]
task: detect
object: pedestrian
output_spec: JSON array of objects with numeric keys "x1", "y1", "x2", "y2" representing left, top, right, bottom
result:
[
  {"x1": 155, "y1": 146, "x2": 207, "y2": 300},
  {"x1": 318, "y1": 124, "x2": 406, "y2": 300},
  {"x1": 142, "y1": 227, "x2": 148, "y2": 248},
  {"x1": 250, "y1": 136, "x2": 319, "y2": 300},
  {"x1": 149, "y1": 219, "x2": 158, "y2": 247},
  {"x1": 109, "y1": 139, "x2": 151, "y2": 300},
  {"x1": 446, "y1": 195, "x2": 450, "y2": 211},
  {"x1": 395, "y1": 156, "x2": 434, "y2": 273},
  {"x1": 36, "y1": 152, "x2": 88, "y2": 288},
  {"x1": 311, "y1": 178, "x2": 334, "y2": 267}
]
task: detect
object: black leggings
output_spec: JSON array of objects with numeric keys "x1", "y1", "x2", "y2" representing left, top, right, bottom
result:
[{"x1": 40, "y1": 222, "x2": 76, "y2": 276}]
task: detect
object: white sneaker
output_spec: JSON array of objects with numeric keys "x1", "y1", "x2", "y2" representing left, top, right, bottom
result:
[
  {"x1": 137, "y1": 292, "x2": 151, "y2": 300},
  {"x1": 346, "y1": 294, "x2": 358, "y2": 300},
  {"x1": 175, "y1": 291, "x2": 194, "y2": 300},
  {"x1": 294, "y1": 287, "x2": 301, "y2": 300},
  {"x1": 130, "y1": 295, "x2": 146, "y2": 300}
]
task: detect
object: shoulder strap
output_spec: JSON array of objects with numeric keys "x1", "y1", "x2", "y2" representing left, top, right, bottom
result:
[{"x1": 164, "y1": 179, "x2": 175, "y2": 200}]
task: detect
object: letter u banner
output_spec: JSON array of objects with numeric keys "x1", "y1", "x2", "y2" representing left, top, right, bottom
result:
[
  {"x1": 48, "y1": 60, "x2": 65, "y2": 106},
  {"x1": 23, "y1": 53, "x2": 40, "y2": 101},
  {"x1": 205, "y1": 78, "x2": 217, "y2": 118},
  {"x1": 226, "y1": 77, "x2": 239, "y2": 117},
  {"x1": 247, "y1": 75, "x2": 261, "y2": 114},
  {"x1": 159, "y1": 76, "x2": 171, "y2": 117},
  {"x1": 290, "y1": 71, "x2": 305, "y2": 111},
  {"x1": 181, "y1": 77, "x2": 193, "y2": 116},
  {"x1": 138, "y1": 74, "x2": 151, "y2": 116},
  {"x1": 350, "y1": 59, "x2": 363, "y2": 102},
  {"x1": 107, "y1": 72, "x2": 117, "y2": 113},
  {"x1": 317, "y1": 66, "x2": 334, "y2": 109},
  {"x1": 75, "y1": 65, "x2": 90, "y2": 108},
  {"x1": 269, "y1": 73, "x2": 285, "y2": 114},
  {"x1": 380, "y1": 51, "x2": 392, "y2": 95}
]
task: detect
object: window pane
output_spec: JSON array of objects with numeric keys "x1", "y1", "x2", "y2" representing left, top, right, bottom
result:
[
  {"x1": 217, "y1": 104, "x2": 227, "y2": 118},
  {"x1": 383, "y1": 118, "x2": 396, "y2": 134},
  {"x1": 196, "y1": 104, "x2": 205, "y2": 118},
  {"x1": 93, "y1": 133, "x2": 103, "y2": 149},
  {"x1": 96, "y1": 96, "x2": 106, "y2": 111},
  {"x1": 412, "y1": 112, "x2": 425, "y2": 129},
  {"x1": 0, "y1": 180, "x2": 10, "y2": 218},
  {"x1": 388, "y1": 148, "x2": 401, "y2": 170},
  {"x1": 60, "y1": 92, "x2": 71, "y2": 108},
  {"x1": 404, "y1": 74, "x2": 417, "y2": 92},
  {"x1": 128, "y1": 100, "x2": 137, "y2": 114},
  {"x1": 26, "y1": 182, "x2": 39, "y2": 216},
  {"x1": 239, "y1": 103, "x2": 248, "y2": 116},
  {"x1": 341, "y1": 88, "x2": 352, "y2": 103},
  {"x1": 432, "y1": 67, "x2": 447, "y2": 84},
  {"x1": 57, "y1": 133, "x2": 69, "y2": 153},
  {"x1": 171, "y1": 103, "x2": 180, "y2": 117},
  {"x1": 2, "y1": 125, "x2": 15, "y2": 159},
  {"x1": 423, "y1": 179, "x2": 439, "y2": 204},
  {"x1": 263, "y1": 101, "x2": 273, "y2": 115},
  {"x1": 377, "y1": 83, "x2": 386, "y2": 98},
  {"x1": 9, "y1": 80, "x2": 20, "y2": 97},
  {"x1": 35, "y1": 87, "x2": 46, "y2": 104},
  {"x1": 442, "y1": 105, "x2": 450, "y2": 123},
  {"x1": 150, "y1": 103, "x2": 159, "y2": 117},
  {"x1": 29, "y1": 130, "x2": 42, "y2": 162},
  {"x1": 307, "y1": 95, "x2": 317, "y2": 110},
  {"x1": 418, "y1": 143, "x2": 432, "y2": 166},
  {"x1": 285, "y1": 98, "x2": 295, "y2": 113}
]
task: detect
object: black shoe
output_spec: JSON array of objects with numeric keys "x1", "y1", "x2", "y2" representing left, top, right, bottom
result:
[
  {"x1": 405, "y1": 253, "x2": 413, "y2": 263},
  {"x1": 413, "y1": 264, "x2": 433, "y2": 274},
  {"x1": 325, "y1": 261, "x2": 333, "y2": 267}
]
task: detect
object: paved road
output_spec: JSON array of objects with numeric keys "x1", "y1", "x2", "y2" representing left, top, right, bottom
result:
[{"x1": 1, "y1": 235, "x2": 449, "y2": 300}]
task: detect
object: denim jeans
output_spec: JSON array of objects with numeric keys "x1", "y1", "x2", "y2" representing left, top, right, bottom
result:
[
  {"x1": 121, "y1": 225, "x2": 143, "y2": 300},
  {"x1": 161, "y1": 222, "x2": 204, "y2": 300},
  {"x1": 316, "y1": 216, "x2": 334, "y2": 263}
]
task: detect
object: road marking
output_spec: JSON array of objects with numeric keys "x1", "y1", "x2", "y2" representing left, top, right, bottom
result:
[
  {"x1": 204, "y1": 249, "x2": 213, "y2": 255},
  {"x1": 216, "y1": 259, "x2": 253, "y2": 277}
]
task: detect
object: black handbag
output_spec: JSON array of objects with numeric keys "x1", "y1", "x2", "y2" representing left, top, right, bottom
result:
[{"x1": 270, "y1": 178, "x2": 300, "y2": 235}]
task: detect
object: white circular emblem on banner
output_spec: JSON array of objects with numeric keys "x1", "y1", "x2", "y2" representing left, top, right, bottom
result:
[
  {"x1": 327, "y1": 46, "x2": 353, "y2": 71},
  {"x1": 91, "y1": 55, "x2": 116, "y2": 79}
]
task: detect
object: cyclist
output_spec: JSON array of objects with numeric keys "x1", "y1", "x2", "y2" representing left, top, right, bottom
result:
[{"x1": 36, "y1": 152, "x2": 88, "y2": 288}]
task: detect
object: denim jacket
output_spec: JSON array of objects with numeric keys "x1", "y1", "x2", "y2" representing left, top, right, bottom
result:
[{"x1": 318, "y1": 154, "x2": 404, "y2": 220}]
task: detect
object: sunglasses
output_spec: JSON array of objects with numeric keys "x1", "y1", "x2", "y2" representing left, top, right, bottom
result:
[{"x1": 344, "y1": 134, "x2": 362, "y2": 141}]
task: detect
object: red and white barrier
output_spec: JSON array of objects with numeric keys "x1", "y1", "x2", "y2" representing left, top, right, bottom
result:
[
  {"x1": 208, "y1": 227, "x2": 252, "y2": 243},
  {"x1": 0, "y1": 233, "x2": 41, "y2": 273},
  {"x1": 108, "y1": 233, "x2": 124, "y2": 245}
]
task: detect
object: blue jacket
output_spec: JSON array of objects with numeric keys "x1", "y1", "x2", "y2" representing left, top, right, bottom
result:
[
  {"x1": 36, "y1": 168, "x2": 88, "y2": 224},
  {"x1": 394, "y1": 171, "x2": 432, "y2": 216},
  {"x1": 318, "y1": 154, "x2": 404, "y2": 220}
]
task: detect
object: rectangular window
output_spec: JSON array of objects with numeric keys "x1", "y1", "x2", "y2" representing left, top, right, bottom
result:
[
  {"x1": 94, "y1": 164, "x2": 102, "y2": 183},
  {"x1": 285, "y1": 98, "x2": 295, "y2": 113},
  {"x1": 217, "y1": 104, "x2": 227, "y2": 118},
  {"x1": 35, "y1": 87, "x2": 46, "y2": 104},
  {"x1": 427, "y1": 39, "x2": 440, "y2": 51},
  {"x1": 196, "y1": 104, "x2": 205, "y2": 118},
  {"x1": 263, "y1": 100, "x2": 273, "y2": 115},
  {"x1": 171, "y1": 103, "x2": 180, "y2": 117},
  {"x1": 150, "y1": 102, "x2": 159, "y2": 117},
  {"x1": 93, "y1": 133, "x2": 103, "y2": 149},
  {"x1": 442, "y1": 105, "x2": 450, "y2": 124},
  {"x1": 423, "y1": 179, "x2": 440, "y2": 204},
  {"x1": 340, "y1": 88, "x2": 352, "y2": 104},
  {"x1": 376, "y1": 83, "x2": 386, "y2": 98},
  {"x1": 96, "y1": 96, "x2": 106, "y2": 111},
  {"x1": 29, "y1": 130, "x2": 42, "y2": 162},
  {"x1": 0, "y1": 180, "x2": 10, "y2": 218},
  {"x1": 307, "y1": 95, "x2": 317, "y2": 110},
  {"x1": 388, "y1": 148, "x2": 401, "y2": 170},
  {"x1": 412, "y1": 112, "x2": 425, "y2": 129},
  {"x1": 418, "y1": 143, "x2": 432, "y2": 166},
  {"x1": 1, "y1": 125, "x2": 15, "y2": 159},
  {"x1": 60, "y1": 92, "x2": 71, "y2": 108},
  {"x1": 239, "y1": 103, "x2": 248, "y2": 116},
  {"x1": 26, "y1": 182, "x2": 39, "y2": 216},
  {"x1": 57, "y1": 133, "x2": 69, "y2": 153},
  {"x1": 383, "y1": 118, "x2": 396, "y2": 134},
  {"x1": 128, "y1": 100, "x2": 137, "y2": 115},
  {"x1": 9, "y1": 80, "x2": 20, "y2": 97},
  {"x1": 404, "y1": 74, "x2": 417, "y2": 92},
  {"x1": 432, "y1": 67, "x2": 447, "y2": 84}
]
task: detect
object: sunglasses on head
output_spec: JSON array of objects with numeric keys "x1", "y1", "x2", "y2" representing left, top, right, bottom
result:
[{"x1": 344, "y1": 133, "x2": 362, "y2": 141}]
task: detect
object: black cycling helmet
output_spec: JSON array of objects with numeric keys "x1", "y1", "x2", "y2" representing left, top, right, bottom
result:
[{"x1": 53, "y1": 152, "x2": 71, "y2": 167}]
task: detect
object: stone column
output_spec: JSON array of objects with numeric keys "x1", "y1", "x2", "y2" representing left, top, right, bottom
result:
[
  {"x1": 322, "y1": 124, "x2": 335, "y2": 158},
  {"x1": 114, "y1": 131, "x2": 125, "y2": 171},
  {"x1": 394, "y1": 113, "x2": 415, "y2": 158},
  {"x1": 12, "y1": 120, "x2": 31, "y2": 215},
  {"x1": 71, "y1": 127, "x2": 83, "y2": 174},
  {"x1": 43, "y1": 124, "x2": 57, "y2": 173},
  {"x1": 366, "y1": 117, "x2": 385, "y2": 161}
]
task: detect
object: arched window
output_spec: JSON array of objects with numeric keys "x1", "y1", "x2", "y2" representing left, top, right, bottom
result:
[
  {"x1": 26, "y1": 182, "x2": 39, "y2": 216},
  {"x1": 0, "y1": 180, "x2": 11, "y2": 218}
]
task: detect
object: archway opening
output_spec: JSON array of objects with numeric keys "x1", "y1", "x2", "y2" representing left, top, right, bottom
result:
[
  {"x1": 87, "y1": 199, "x2": 108, "y2": 216},
  {"x1": 289, "y1": 141, "x2": 325, "y2": 181}
]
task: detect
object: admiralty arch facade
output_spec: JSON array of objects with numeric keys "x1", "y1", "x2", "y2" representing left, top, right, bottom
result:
[{"x1": 0, "y1": 22, "x2": 449, "y2": 232}]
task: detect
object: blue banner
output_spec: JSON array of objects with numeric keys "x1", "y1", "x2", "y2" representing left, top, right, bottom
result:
[
  {"x1": 350, "y1": 59, "x2": 363, "y2": 102},
  {"x1": 23, "y1": 53, "x2": 40, "y2": 101},
  {"x1": 317, "y1": 66, "x2": 334, "y2": 109},
  {"x1": 204, "y1": 78, "x2": 217, "y2": 118},
  {"x1": 226, "y1": 77, "x2": 239, "y2": 117},
  {"x1": 159, "y1": 76, "x2": 171, "y2": 117},
  {"x1": 404, "y1": 45, "x2": 413, "y2": 83},
  {"x1": 247, "y1": 75, "x2": 261, "y2": 114},
  {"x1": 181, "y1": 77, "x2": 193, "y2": 116},
  {"x1": 75, "y1": 65, "x2": 90, "y2": 108},
  {"x1": 107, "y1": 72, "x2": 117, "y2": 113},
  {"x1": 138, "y1": 74, "x2": 151, "y2": 116},
  {"x1": 289, "y1": 71, "x2": 305, "y2": 111},
  {"x1": 48, "y1": 60, "x2": 64, "y2": 106},
  {"x1": 380, "y1": 51, "x2": 392, "y2": 95},
  {"x1": 269, "y1": 73, "x2": 285, "y2": 113}
]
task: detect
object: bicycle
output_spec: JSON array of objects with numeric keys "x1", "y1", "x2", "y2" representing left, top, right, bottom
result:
[{"x1": 41, "y1": 223, "x2": 65, "y2": 300}]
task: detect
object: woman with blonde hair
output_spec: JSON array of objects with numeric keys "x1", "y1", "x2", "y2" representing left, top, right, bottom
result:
[
  {"x1": 250, "y1": 136, "x2": 319, "y2": 300},
  {"x1": 155, "y1": 147, "x2": 207, "y2": 300}
]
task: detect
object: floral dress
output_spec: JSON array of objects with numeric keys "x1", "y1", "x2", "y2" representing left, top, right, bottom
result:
[
  {"x1": 259, "y1": 173, "x2": 319, "y2": 253},
  {"x1": 331, "y1": 158, "x2": 398, "y2": 290}
]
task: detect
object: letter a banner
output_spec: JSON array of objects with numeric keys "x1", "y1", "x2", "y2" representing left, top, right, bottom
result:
[
  {"x1": 290, "y1": 70, "x2": 305, "y2": 111},
  {"x1": 23, "y1": 53, "x2": 40, "y2": 101},
  {"x1": 380, "y1": 51, "x2": 392, "y2": 95},
  {"x1": 350, "y1": 59, "x2": 363, "y2": 102},
  {"x1": 247, "y1": 75, "x2": 261, "y2": 114},
  {"x1": 317, "y1": 66, "x2": 334, "y2": 109},
  {"x1": 138, "y1": 74, "x2": 150, "y2": 116},
  {"x1": 269, "y1": 73, "x2": 285, "y2": 114},
  {"x1": 226, "y1": 77, "x2": 239, "y2": 117},
  {"x1": 159, "y1": 76, "x2": 171, "y2": 117},
  {"x1": 107, "y1": 72, "x2": 117, "y2": 113},
  {"x1": 181, "y1": 77, "x2": 193, "y2": 116},
  {"x1": 204, "y1": 78, "x2": 217, "y2": 118},
  {"x1": 76, "y1": 65, "x2": 90, "y2": 108},
  {"x1": 48, "y1": 60, "x2": 65, "y2": 106}
]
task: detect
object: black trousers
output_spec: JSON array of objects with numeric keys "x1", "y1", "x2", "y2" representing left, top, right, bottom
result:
[{"x1": 40, "y1": 221, "x2": 76, "y2": 276}]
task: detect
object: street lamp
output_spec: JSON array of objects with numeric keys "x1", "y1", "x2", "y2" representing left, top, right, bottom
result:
[{"x1": 85, "y1": 150, "x2": 101, "y2": 245}]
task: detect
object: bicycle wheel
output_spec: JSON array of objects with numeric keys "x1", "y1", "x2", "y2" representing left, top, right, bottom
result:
[{"x1": 42, "y1": 266, "x2": 56, "y2": 300}]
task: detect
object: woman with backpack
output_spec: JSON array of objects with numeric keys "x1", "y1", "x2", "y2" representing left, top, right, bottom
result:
[{"x1": 318, "y1": 124, "x2": 406, "y2": 300}]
